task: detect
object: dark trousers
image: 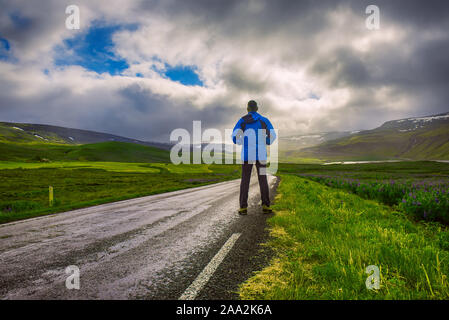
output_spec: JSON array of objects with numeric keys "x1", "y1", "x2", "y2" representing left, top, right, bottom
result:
[{"x1": 239, "y1": 161, "x2": 270, "y2": 208}]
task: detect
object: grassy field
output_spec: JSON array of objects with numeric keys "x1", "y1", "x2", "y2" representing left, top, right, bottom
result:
[
  {"x1": 0, "y1": 161, "x2": 220, "y2": 173},
  {"x1": 0, "y1": 141, "x2": 171, "y2": 162},
  {"x1": 239, "y1": 174, "x2": 449, "y2": 299},
  {"x1": 278, "y1": 159, "x2": 449, "y2": 177},
  {"x1": 279, "y1": 161, "x2": 449, "y2": 224},
  {"x1": 0, "y1": 162, "x2": 240, "y2": 224}
]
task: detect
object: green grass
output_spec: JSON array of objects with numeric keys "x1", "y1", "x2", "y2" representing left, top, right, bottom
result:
[
  {"x1": 0, "y1": 161, "x2": 161, "y2": 172},
  {"x1": 278, "y1": 160, "x2": 449, "y2": 178},
  {"x1": 0, "y1": 162, "x2": 240, "y2": 224},
  {"x1": 239, "y1": 174, "x2": 449, "y2": 299},
  {"x1": 279, "y1": 162, "x2": 449, "y2": 225},
  {"x1": 0, "y1": 161, "x2": 219, "y2": 173},
  {"x1": 0, "y1": 141, "x2": 171, "y2": 163}
]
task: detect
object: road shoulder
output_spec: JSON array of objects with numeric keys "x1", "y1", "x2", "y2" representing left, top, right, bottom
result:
[{"x1": 195, "y1": 176, "x2": 280, "y2": 300}]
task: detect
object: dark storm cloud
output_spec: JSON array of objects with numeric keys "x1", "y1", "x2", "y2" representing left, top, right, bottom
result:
[
  {"x1": 312, "y1": 31, "x2": 449, "y2": 116},
  {"x1": 311, "y1": 48, "x2": 371, "y2": 88},
  {"x1": 371, "y1": 0, "x2": 449, "y2": 28},
  {"x1": 0, "y1": 0, "x2": 68, "y2": 58},
  {"x1": 301, "y1": 0, "x2": 449, "y2": 122},
  {"x1": 221, "y1": 63, "x2": 269, "y2": 93},
  {"x1": 378, "y1": 36, "x2": 449, "y2": 87},
  {"x1": 138, "y1": 0, "x2": 337, "y2": 45},
  {"x1": 311, "y1": 32, "x2": 449, "y2": 91}
]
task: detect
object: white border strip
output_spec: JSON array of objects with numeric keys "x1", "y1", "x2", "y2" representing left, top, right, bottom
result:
[{"x1": 179, "y1": 233, "x2": 241, "y2": 300}]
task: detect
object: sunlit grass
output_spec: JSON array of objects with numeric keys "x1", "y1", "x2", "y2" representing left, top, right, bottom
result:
[
  {"x1": 0, "y1": 161, "x2": 161, "y2": 172},
  {"x1": 239, "y1": 175, "x2": 449, "y2": 299},
  {"x1": 0, "y1": 161, "x2": 219, "y2": 173}
]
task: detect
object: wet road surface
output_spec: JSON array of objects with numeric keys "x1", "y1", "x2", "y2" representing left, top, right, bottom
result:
[{"x1": 0, "y1": 174, "x2": 278, "y2": 299}]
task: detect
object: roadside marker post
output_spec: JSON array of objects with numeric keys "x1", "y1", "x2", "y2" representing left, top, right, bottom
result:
[{"x1": 49, "y1": 186, "x2": 54, "y2": 207}]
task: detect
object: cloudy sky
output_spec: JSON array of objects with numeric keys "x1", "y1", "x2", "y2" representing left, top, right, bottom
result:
[{"x1": 0, "y1": 0, "x2": 448, "y2": 142}]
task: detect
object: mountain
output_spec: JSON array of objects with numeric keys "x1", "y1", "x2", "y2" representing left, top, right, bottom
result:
[
  {"x1": 298, "y1": 112, "x2": 449, "y2": 161},
  {"x1": 279, "y1": 131, "x2": 352, "y2": 152},
  {"x1": 0, "y1": 121, "x2": 171, "y2": 150},
  {"x1": 0, "y1": 121, "x2": 172, "y2": 163}
]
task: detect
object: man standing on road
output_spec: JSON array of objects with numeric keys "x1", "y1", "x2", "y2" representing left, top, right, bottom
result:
[{"x1": 231, "y1": 100, "x2": 276, "y2": 215}]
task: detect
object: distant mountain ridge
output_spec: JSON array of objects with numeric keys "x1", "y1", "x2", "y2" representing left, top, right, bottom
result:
[
  {"x1": 298, "y1": 111, "x2": 449, "y2": 161},
  {"x1": 280, "y1": 131, "x2": 353, "y2": 151},
  {"x1": 377, "y1": 112, "x2": 449, "y2": 131},
  {"x1": 0, "y1": 121, "x2": 171, "y2": 150}
]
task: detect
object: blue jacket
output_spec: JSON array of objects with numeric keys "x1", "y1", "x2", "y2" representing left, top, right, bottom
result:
[{"x1": 231, "y1": 111, "x2": 276, "y2": 161}]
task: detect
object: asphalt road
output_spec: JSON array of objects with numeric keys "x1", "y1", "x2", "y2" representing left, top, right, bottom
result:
[{"x1": 0, "y1": 173, "x2": 278, "y2": 300}]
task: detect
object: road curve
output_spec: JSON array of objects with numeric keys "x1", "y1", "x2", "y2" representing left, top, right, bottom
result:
[{"x1": 0, "y1": 174, "x2": 278, "y2": 299}]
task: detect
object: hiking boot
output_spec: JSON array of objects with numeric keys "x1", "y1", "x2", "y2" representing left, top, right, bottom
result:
[
  {"x1": 262, "y1": 205, "x2": 273, "y2": 214},
  {"x1": 238, "y1": 207, "x2": 248, "y2": 215}
]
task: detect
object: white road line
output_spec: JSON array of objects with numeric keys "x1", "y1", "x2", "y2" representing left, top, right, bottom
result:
[{"x1": 179, "y1": 233, "x2": 241, "y2": 300}]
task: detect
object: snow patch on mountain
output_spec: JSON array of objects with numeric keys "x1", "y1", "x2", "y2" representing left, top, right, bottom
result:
[
  {"x1": 395, "y1": 113, "x2": 449, "y2": 124},
  {"x1": 34, "y1": 134, "x2": 48, "y2": 141},
  {"x1": 286, "y1": 134, "x2": 322, "y2": 141}
]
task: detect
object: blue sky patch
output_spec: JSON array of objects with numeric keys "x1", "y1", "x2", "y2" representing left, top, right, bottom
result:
[
  {"x1": 0, "y1": 38, "x2": 11, "y2": 60},
  {"x1": 164, "y1": 65, "x2": 204, "y2": 86},
  {"x1": 54, "y1": 22, "x2": 137, "y2": 75},
  {"x1": 0, "y1": 38, "x2": 10, "y2": 51},
  {"x1": 9, "y1": 12, "x2": 32, "y2": 28}
]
